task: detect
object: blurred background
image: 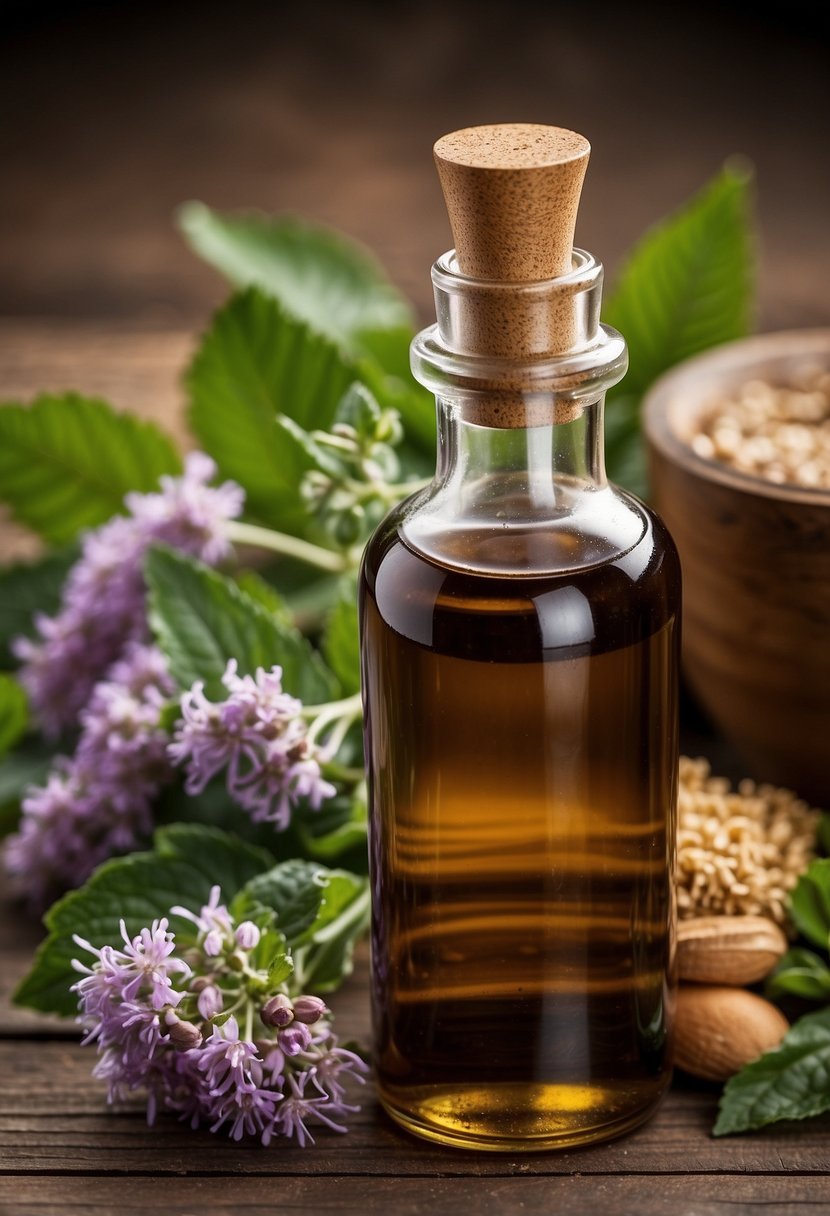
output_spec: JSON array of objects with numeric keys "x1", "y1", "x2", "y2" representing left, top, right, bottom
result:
[{"x1": 1, "y1": 0, "x2": 828, "y2": 330}]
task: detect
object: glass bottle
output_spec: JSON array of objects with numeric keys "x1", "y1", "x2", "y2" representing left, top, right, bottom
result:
[{"x1": 358, "y1": 125, "x2": 680, "y2": 1151}]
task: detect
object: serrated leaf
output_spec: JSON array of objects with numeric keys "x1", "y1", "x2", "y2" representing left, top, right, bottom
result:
[
  {"x1": 0, "y1": 546, "x2": 78, "y2": 668},
  {"x1": 233, "y1": 569, "x2": 294, "y2": 627},
  {"x1": 0, "y1": 394, "x2": 181, "y2": 544},
  {"x1": 767, "y1": 948, "x2": 830, "y2": 1001},
  {"x1": 790, "y1": 859, "x2": 830, "y2": 950},
  {"x1": 715, "y1": 1007, "x2": 830, "y2": 1135},
  {"x1": 241, "y1": 859, "x2": 369, "y2": 994},
  {"x1": 14, "y1": 825, "x2": 273, "y2": 1017},
  {"x1": 178, "y1": 203, "x2": 413, "y2": 350},
  {"x1": 0, "y1": 675, "x2": 27, "y2": 757},
  {"x1": 292, "y1": 872, "x2": 370, "y2": 994},
  {"x1": 145, "y1": 546, "x2": 337, "y2": 705},
  {"x1": 242, "y1": 859, "x2": 326, "y2": 944},
  {"x1": 186, "y1": 288, "x2": 365, "y2": 531},
  {"x1": 603, "y1": 165, "x2": 755, "y2": 495},
  {"x1": 322, "y1": 597, "x2": 361, "y2": 696}
]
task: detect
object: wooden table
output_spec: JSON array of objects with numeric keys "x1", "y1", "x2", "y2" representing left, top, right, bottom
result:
[{"x1": 2, "y1": 325, "x2": 829, "y2": 1214}]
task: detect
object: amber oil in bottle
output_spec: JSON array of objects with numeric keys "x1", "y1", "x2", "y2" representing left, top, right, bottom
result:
[{"x1": 358, "y1": 125, "x2": 680, "y2": 1151}]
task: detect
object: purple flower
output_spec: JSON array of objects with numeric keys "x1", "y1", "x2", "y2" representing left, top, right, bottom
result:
[
  {"x1": 171, "y1": 885, "x2": 234, "y2": 957},
  {"x1": 235, "y1": 921, "x2": 261, "y2": 950},
  {"x1": 169, "y1": 662, "x2": 336, "y2": 830},
  {"x1": 6, "y1": 644, "x2": 175, "y2": 906},
  {"x1": 272, "y1": 1069, "x2": 352, "y2": 1146},
  {"x1": 71, "y1": 890, "x2": 367, "y2": 1145},
  {"x1": 14, "y1": 453, "x2": 243, "y2": 735}
]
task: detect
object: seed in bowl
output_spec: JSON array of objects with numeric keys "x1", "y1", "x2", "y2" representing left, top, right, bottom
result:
[
  {"x1": 691, "y1": 366, "x2": 830, "y2": 489},
  {"x1": 676, "y1": 756, "x2": 820, "y2": 927}
]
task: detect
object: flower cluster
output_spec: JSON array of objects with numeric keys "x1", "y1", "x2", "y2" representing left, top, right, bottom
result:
[
  {"x1": 6, "y1": 644, "x2": 176, "y2": 907},
  {"x1": 72, "y1": 887, "x2": 367, "y2": 1145},
  {"x1": 14, "y1": 453, "x2": 244, "y2": 736},
  {"x1": 169, "y1": 661, "x2": 337, "y2": 829}
]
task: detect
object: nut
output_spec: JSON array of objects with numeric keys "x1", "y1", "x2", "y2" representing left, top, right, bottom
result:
[
  {"x1": 675, "y1": 985, "x2": 789, "y2": 1081},
  {"x1": 677, "y1": 915, "x2": 788, "y2": 985}
]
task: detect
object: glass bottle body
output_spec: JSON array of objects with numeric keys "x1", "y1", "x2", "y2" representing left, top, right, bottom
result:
[{"x1": 359, "y1": 392, "x2": 680, "y2": 1151}]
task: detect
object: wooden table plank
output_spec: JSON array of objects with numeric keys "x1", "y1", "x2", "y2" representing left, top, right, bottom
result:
[
  {"x1": 3, "y1": 1174, "x2": 829, "y2": 1216},
  {"x1": 2, "y1": 1025, "x2": 830, "y2": 1178}
]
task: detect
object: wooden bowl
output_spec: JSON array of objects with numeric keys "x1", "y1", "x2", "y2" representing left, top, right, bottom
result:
[{"x1": 643, "y1": 330, "x2": 830, "y2": 805}]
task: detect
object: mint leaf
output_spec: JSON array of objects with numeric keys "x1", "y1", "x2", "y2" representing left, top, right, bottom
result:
[
  {"x1": 241, "y1": 859, "x2": 326, "y2": 944},
  {"x1": 0, "y1": 394, "x2": 181, "y2": 544},
  {"x1": 295, "y1": 790, "x2": 368, "y2": 865},
  {"x1": 186, "y1": 288, "x2": 364, "y2": 531},
  {"x1": 14, "y1": 825, "x2": 273, "y2": 1017},
  {"x1": 322, "y1": 597, "x2": 361, "y2": 696},
  {"x1": 179, "y1": 204, "x2": 413, "y2": 350},
  {"x1": 603, "y1": 165, "x2": 755, "y2": 496},
  {"x1": 233, "y1": 569, "x2": 294, "y2": 626},
  {"x1": 0, "y1": 546, "x2": 77, "y2": 667},
  {"x1": 239, "y1": 859, "x2": 370, "y2": 992},
  {"x1": 790, "y1": 858, "x2": 830, "y2": 950},
  {"x1": 715, "y1": 1007, "x2": 830, "y2": 1135},
  {"x1": 767, "y1": 948, "x2": 830, "y2": 1001},
  {"x1": 145, "y1": 546, "x2": 338, "y2": 705},
  {"x1": 0, "y1": 675, "x2": 27, "y2": 757},
  {"x1": 292, "y1": 871, "x2": 370, "y2": 993}
]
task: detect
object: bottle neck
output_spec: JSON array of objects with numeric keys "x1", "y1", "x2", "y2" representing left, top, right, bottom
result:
[
  {"x1": 435, "y1": 395, "x2": 607, "y2": 499},
  {"x1": 400, "y1": 246, "x2": 643, "y2": 576}
]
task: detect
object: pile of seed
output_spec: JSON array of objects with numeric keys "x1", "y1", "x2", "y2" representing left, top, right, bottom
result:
[
  {"x1": 676, "y1": 756, "x2": 820, "y2": 927},
  {"x1": 690, "y1": 365, "x2": 830, "y2": 489}
]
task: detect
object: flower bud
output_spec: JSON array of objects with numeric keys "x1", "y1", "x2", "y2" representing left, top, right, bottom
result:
[
  {"x1": 279, "y1": 1022, "x2": 312, "y2": 1055},
  {"x1": 261, "y1": 993, "x2": 294, "y2": 1028},
  {"x1": 234, "y1": 921, "x2": 261, "y2": 951},
  {"x1": 203, "y1": 929, "x2": 224, "y2": 957},
  {"x1": 197, "y1": 984, "x2": 223, "y2": 1020},
  {"x1": 164, "y1": 1012, "x2": 203, "y2": 1050},
  {"x1": 291, "y1": 995, "x2": 327, "y2": 1025}
]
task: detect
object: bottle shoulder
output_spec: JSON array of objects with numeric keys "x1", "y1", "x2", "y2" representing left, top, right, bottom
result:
[{"x1": 360, "y1": 494, "x2": 681, "y2": 661}]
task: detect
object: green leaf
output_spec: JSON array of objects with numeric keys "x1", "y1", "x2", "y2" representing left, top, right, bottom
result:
[
  {"x1": 0, "y1": 394, "x2": 181, "y2": 544},
  {"x1": 178, "y1": 204, "x2": 413, "y2": 351},
  {"x1": 292, "y1": 871, "x2": 371, "y2": 994},
  {"x1": 790, "y1": 859, "x2": 830, "y2": 950},
  {"x1": 715, "y1": 1007, "x2": 830, "y2": 1135},
  {"x1": 242, "y1": 859, "x2": 326, "y2": 944},
  {"x1": 14, "y1": 825, "x2": 273, "y2": 1017},
  {"x1": 767, "y1": 948, "x2": 830, "y2": 1001},
  {"x1": 603, "y1": 165, "x2": 755, "y2": 495},
  {"x1": 322, "y1": 597, "x2": 361, "y2": 696},
  {"x1": 238, "y1": 859, "x2": 370, "y2": 992},
  {"x1": 186, "y1": 288, "x2": 364, "y2": 531},
  {"x1": 145, "y1": 546, "x2": 338, "y2": 704},
  {"x1": 0, "y1": 546, "x2": 78, "y2": 668},
  {"x1": 356, "y1": 331, "x2": 436, "y2": 463},
  {"x1": 0, "y1": 675, "x2": 27, "y2": 757},
  {"x1": 295, "y1": 790, "x2": 368, "y2": 866},
  {"x1": 233, "y1": 569, "x2": 294, "y2": 627}
]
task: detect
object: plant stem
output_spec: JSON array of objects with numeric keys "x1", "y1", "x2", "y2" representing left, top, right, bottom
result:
[{"x1": 224, "y1": 520, "x2": 349, "y2": 573}]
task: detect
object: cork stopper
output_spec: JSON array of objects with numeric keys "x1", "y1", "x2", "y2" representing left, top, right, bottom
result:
[
  {"x1": 434, "y1": 123, "x2": 590, "y2": 282},
  {"x1": 430, "y1": 124, "x2": 594, "y2": 427}
]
